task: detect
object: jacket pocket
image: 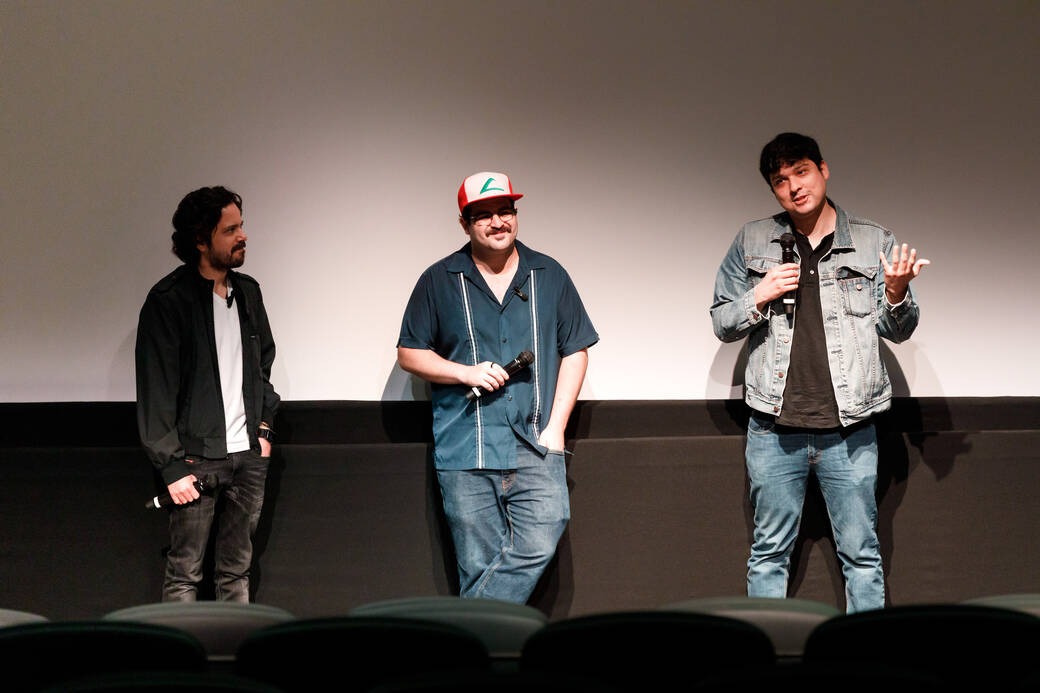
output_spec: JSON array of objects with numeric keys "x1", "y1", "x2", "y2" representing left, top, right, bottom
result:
[
  {"x1": 836, "y1": 266, "x2": 876, "y2": 318},
  {"x1": 746, "y1": 257, "x2": 776, "y2": 288}
]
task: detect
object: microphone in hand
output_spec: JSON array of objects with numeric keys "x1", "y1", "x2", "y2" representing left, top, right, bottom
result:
[
  {"x1": 779, "y1": 233, "x2": 797, "y2": 315},
  {"x1": 146, "y1": 473, "x2": 219, "y2": 509},
  {"x1": 466, "y1": 350, "x2": 535, "y2": 401}
]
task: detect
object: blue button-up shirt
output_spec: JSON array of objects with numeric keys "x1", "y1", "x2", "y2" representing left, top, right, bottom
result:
[{"x1": 399, "y1": 241, "x2": 598, "y2": 470}]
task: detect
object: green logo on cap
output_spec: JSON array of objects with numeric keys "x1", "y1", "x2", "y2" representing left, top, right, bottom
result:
[{"x1": 480, "y1": 178, "x2": 505, "y2": 194}]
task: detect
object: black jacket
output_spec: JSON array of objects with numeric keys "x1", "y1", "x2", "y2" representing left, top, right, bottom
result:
[{"x1": 135, "y1": 265, "x2": 280, "y2": 485}]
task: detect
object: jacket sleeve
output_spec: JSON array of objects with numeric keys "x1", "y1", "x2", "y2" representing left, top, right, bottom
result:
[
  {"x1": 135, "y1": 292, "x2": 191, "y2": 485},
  {"x1": 711, "y1": 228, "x2": 769, "y2": 343},
  {"x1": 875, "y1": 231, "x2": 920, "y2": 343},
  {"x1": 253, "y1": 286, "x2": 280, "y2": 426}
]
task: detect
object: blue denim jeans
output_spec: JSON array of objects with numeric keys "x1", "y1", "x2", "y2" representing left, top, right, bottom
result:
[
  {"x1": 163, "y1": 449, "x2": 270, "y2": 602},
  {"x1": 436, "y1": 443, "x2": 569, "y2": 603},
  {"x1": 745, "y1": 412, "x2": 884, "y2": 613}
]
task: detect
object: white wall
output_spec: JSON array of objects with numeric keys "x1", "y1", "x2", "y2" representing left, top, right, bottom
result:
[{"x1": 2, "y1": 0, "x2": 1037, "y2": 402}]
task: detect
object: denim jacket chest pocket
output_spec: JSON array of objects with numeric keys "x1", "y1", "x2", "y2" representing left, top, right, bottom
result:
[
  {"x1": 746, "y1": 255, "x2": 783, "y2": 286},
  {"x1": 834, "y1": 264, "x2": 878, "y2": 319}
]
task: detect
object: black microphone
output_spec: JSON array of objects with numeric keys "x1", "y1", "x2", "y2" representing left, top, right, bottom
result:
[
  {"x1": 512, "y1": 286, "x2": 528, "y2": 301},
  {"x1": 146, "y1": 473, "x2": 219, "y2": 509},
  {"x1": 779, "y1": 233, "x2": 797, "y2": 315},
  {"x1": 466, "y1": 350, "x2": 535, "y2": 401}
]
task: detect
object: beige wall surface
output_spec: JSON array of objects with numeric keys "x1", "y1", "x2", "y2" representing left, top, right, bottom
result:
[{"x1": 2, "y1": 0, "x2": 1037, "y2": 401}]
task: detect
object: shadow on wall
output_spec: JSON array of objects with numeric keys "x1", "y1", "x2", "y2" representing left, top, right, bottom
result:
[
  {"x1": 425, "y1": 447, "x2": 458, "y2": 598},
  {"x1": 382, "y1": 361, "x2": 432, "y2": 401},
  {"x1": 706, "y1": 340, "x2": 746, "y2": 400},
  {"x1": 106, "y1": 330, "x2": 137, "y2": 400}
]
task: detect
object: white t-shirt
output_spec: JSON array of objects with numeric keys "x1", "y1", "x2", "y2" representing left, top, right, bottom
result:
[{"x1": 213, "y1": 287, "x2": 250, "y2": 453}]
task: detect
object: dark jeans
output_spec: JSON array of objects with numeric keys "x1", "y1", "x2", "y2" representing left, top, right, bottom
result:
[{"x1": 163, "y1": 449, "x2": 270, "y2": 602}]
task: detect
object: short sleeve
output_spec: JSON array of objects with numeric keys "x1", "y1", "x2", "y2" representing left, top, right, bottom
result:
[
  {"x1": 555, "y1": 269, "x2": 598, "y2": 356},
  {"x1": 397, "y1": 269, "x2": 438, "y2": 350}
]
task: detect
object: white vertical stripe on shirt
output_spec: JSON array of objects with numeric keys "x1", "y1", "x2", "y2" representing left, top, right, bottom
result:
[
  {"x1": 457, "y1": 273, "x2": 483, "y2": 469},
  {"x1": 528, "y1": 270, "x2": 541, "y2": 437}
]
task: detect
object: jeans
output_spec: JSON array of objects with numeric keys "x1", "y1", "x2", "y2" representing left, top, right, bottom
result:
[
  {"x1": 163, "y1": 449, "x2": 270, "y2": 602},
  {"x1": 745, "y1": 413, "x2": 884, "y2": 613},
  {"x1": 436, "y1": 443, "x2": 569, "y2": 603}
]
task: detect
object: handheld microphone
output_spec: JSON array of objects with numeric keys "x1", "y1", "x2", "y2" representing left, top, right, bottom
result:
[
  {"x1": 146, "y1": 473, "x2": 219, "y2": 509},
  {"x1": 466, "y1": 350, "x2": 535, "y2": 401},
  {"x1": 779, "y1": 233, "x2": 797, "y2": 316}
]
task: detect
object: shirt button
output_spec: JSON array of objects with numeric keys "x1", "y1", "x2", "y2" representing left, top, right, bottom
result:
[
  {"x1": 809, "y1": 269, "x2": 815, "y2": 275},
  {"x1": 778, "y1": 372, "x2": 785, "y2": 378},
  {"x1": 783, "y1": 336, "x2": 790, "y2": 343},
  {"x1": 502, "y1": 338, "x2": 508, "y2": 343},
  {"x1": 507, "y1": 395, "x2": 513, "y2": 401},
  {"x1": 856, "y1": 284, "x2": 863, "y2": 291},
  {"x1": 773, "y1": 406, "x2": 780, "y2": 412}
]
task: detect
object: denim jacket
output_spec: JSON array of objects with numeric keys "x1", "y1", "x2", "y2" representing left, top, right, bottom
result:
[{"x1": 711, "y1": 201, "x2": 919, "y2": 426}]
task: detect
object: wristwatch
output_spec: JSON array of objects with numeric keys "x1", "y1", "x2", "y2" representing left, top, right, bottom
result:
[{"x1": 257, "y1": 426, "x2": 274, "y2": 442}]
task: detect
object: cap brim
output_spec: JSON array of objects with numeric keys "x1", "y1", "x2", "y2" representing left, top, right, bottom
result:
[{"x1": 460, "y1": 192, "x2": 523, "y2": 214}]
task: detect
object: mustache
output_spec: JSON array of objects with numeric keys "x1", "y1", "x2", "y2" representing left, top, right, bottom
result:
[{"x1": 233, "y1": 242, "x2": 247, "y2": 252}]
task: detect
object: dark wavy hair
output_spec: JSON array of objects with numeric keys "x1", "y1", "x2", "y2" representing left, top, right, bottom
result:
[
  {"x1": 170, "y1": 186, "x2": 243, "y2": 264},
  {"x1": 759, "y1": 133, "x2": 824, "y2": 184}
]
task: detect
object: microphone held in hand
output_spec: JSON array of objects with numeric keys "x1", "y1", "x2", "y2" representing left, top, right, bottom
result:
[
  {"x1": 466, "y1": 350, "x2": 535, "y2": 401},
  {"x1": 779, "y1": 233, "x2": 797, "y2": 315},
  {"x1": 146, "y1": 473, "x2": 219, "y2": 509}
]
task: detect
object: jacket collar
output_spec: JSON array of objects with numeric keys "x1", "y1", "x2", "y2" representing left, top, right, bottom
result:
[
  {"x1": 768, "y1": 198, "x2": 854, "y2": 250},
  {"x1": 191, "y1": 266, "x2": 241, "y2": 291}
]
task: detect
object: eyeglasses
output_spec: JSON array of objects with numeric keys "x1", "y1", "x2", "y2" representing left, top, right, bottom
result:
[{"x1": 467, "y1": 208, "x2": 517, "y2": 227}]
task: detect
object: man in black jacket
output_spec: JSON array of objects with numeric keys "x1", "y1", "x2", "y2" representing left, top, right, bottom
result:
[{"x1": 136, "y1": 186, "x2": 280, "y2": 602}]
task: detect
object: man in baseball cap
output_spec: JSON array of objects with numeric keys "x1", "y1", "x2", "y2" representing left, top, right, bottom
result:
[{"x1": 397, "y1": 171, "x2": 598, "y2": 603}]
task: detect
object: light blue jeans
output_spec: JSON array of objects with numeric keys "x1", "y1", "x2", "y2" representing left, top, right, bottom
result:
[
  {"x1": 745, "y1": 412, "x2": 884, "y2": 613},
  {"x1": 436, "y1": 443, "x2": 569, "y2": 603}
]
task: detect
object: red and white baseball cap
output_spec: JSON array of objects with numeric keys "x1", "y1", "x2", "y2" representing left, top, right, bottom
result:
[{"x1": 457, "y1": 171, "x2": 523, "y2": 214}]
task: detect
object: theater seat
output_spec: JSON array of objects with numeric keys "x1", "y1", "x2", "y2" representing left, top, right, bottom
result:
[
  {"x1": 41, "y1": 670, "x2": 283, "y2": 692},
  {"x1": 0, "y1": 620, "x2": 207, "y2": 692},
  {"x1": 0, "y1": 608, "x2": 48, "y2": 627},
  {"x1": 104, "y1": 601, "x2": 295, "y2": 663},
  {"x1": 962, "y1": 592, "x2": 1040, "y2": 617},
  {"x1": 521, "y1": 610, "x2": 775, "y2": 690},
  {"x1": 803, "y1": 603, "x2": 1040, "y2": 687},
  {"x1": 664, "y1": 596, "x2": 840, "y2": 659},
  {"x1": 367, "y1": 668, "x2": 621, "y2": 692},
  {"x1": 348, "y1": 596, "x2": 547, "y2": 659},
  {"x1": 235, "y1": 616, "x2": 490, "y2": 692},
  {"x1": 691, "y1": 662, "x2": 943, "y2": 692}
]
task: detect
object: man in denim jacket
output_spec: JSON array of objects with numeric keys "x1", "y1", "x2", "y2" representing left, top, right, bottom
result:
[{"x1": 711, "y1": 133, "x2": 929, "y2": 612}]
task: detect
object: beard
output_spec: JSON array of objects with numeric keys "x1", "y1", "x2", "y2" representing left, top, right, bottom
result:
[{"x1": 204, "y1": 244, "x2": 246, "y2": 271}]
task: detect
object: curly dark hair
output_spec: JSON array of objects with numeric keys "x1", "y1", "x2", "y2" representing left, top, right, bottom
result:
[
  {"x1": 759, "y1": 133, "x2": 824, "y2": 185},
  {"x1": 170, "y1": 186, "x2": 243, "y2": 265}
]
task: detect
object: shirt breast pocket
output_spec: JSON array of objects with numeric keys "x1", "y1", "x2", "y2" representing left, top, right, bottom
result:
[{"x1": 836, "y1": 266, "x2": 877, "y2": 317}]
